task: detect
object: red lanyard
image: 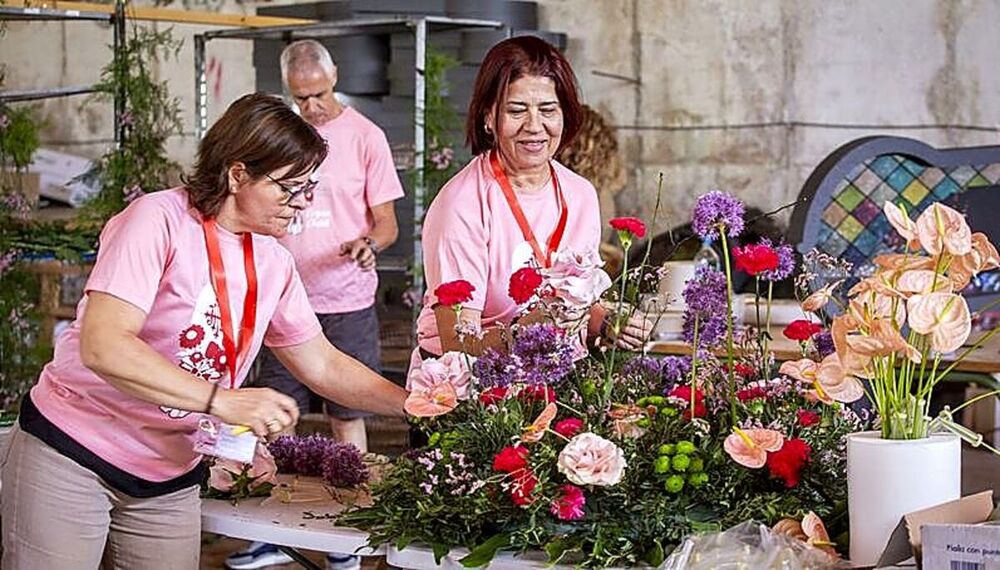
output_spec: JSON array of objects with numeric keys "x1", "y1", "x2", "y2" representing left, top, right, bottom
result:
[
  {"x1": 202, "y1": 219, "x2": 258, "y2": 389},
  {"x1": 489, "y1": 150, "x2": 568, "y2": 268}
]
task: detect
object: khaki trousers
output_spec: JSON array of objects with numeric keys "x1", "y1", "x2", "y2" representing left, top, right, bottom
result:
[{"x1": 1, "y1": 425, "x2": 201, "y2": 570}]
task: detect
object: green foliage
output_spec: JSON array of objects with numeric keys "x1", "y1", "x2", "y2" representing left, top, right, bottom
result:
[
  {"x1": 412, "y1": 47, "x2": 466, "y2": 209},
  {"x1": 0, "y1": 105, "x2": 41, "y2": 170},
  {"x1": 81, "y1": 24, "x2": 183, "y2": 226},
  {"x1": 0, "y1": 264, "x2": 46, "y2": 417}
]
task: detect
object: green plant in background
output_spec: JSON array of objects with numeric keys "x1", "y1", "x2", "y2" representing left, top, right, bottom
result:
[
  {"x1": 0, "y1": 103, "x2": 48, "y2": 421},
  {"x1": 80, "y1": 24, "x2": 183, "y2": 227},
  {"x1": 415, "y1": 46, "x2": 466, "y2": 209}
]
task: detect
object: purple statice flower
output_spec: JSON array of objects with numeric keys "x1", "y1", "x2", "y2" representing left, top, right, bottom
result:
[
  {"x1": 321, "y1": 442, "x2": 368, "y2": 487},
  {"x1": 473, "y1": 348, "x2": 522, "y2": 389},
  {"x1": 0, "y1": 250, "x2": 17, "y2": 278},
  {"x1": 813, "y1": 330, "x2": 835, "y2": 358},
  {"x1": 682, "y1": 267, "x2": 729, "y2": 347},
  {"x1": 660, "y1": 356, "x2": 692, "y2": 385},
  {"x1": 512, "y1": 323, "x2": 575, "y2": 385},
  {"x1": 759, "y1": 238, "x2": 795, "y2": 282},
  {"x1": 691, "y1": 190, "x2": 745, "y2": 241}
]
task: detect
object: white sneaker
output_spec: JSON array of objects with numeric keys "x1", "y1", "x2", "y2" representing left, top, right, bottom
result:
[
  {"x1": 225, "y1": 541, "x2": 295, "y2": 569},
  {"x1": 326, "y1": 553, "x2": 361, "y2": 570}
]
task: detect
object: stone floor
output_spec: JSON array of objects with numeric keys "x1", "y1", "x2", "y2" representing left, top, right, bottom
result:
[{"x1": 198, "y1": 448, "x2": 1000, "y2": 570}]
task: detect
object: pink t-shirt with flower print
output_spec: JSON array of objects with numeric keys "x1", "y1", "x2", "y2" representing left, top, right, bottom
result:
[
  {"x1": 415, "y1": 153, "x2": 603, "y2": 357},
  {"x1": 279, "y1": 107, "x2": 405, "y2": 314},
  {"x1": 29, "y1": 188, "x2": 321, "y2": 482}
]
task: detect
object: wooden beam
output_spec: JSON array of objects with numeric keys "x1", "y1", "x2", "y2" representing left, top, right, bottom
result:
[{"x1": 8, "y1": 0, "x2": 315, "y2": 27}]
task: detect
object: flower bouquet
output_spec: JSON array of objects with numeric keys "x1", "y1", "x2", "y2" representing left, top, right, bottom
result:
[{"x1": 340, "y1": 192, "x2": 870, "y2": 567}]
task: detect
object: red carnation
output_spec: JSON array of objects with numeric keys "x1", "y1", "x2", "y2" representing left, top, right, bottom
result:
[
  {"x1": 518, "y1": 384, "x2": 556, "y2": 403},
  {"x1": 479, "y1": 386, "x2": 509, "y2": 406},
  {"x1": 797, "y1": 409, "x2": 821, "y2": 427},
  {"x1": 510, "y1": 470, "x2": 539, "y2": 506},
  {"x1": 609, "y1": 217, "x2": 647, "y2": 239},
  {"x1": 549, "y1": 484, "x2": 586, "y2": 520},
  {"x1": 508, "y1": 267, "x2": 543, "y2": 304},
  {"x1": 783, "y1": 320, "x2": 823, "y2": 342},
  {"x1": 733, "y1": 244, "x2": 780, "y2": 276},
  {"x1": 434, "y1": 280, "x2": 475, "y2": 307},
  {"x1": 492, "y1": 445, "x2": 529, "y2": 473},
  {"x1": 733, "y1": 362, "x2": 756, "y2": 379},
  {"x1": 668, "y1": 385, "x2": 706, "y2": 419},
  {"x1": 765, "y1": 438, "x2": 812, "y2": 488},
  {"x1": 737, "y1": 386, "x2": 768, "y2": 402},
  {"x1": 553, "y1": 417, "x2": 584, "y2": 438}
]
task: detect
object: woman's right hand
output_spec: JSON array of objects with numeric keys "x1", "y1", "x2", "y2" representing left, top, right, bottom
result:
[{"x1": 209, "y1": 387, "x2": 300, "y2": 437}]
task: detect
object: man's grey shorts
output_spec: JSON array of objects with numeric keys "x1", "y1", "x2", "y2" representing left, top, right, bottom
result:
[{"x1": 255, "y1": 305, "x2": 381, "y2": 420}]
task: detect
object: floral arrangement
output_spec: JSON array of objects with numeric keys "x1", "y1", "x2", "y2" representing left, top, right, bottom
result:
[
  {"x1": 794, "y1": 201, "x2": 1000, "y2": 440},
  {"x1": 203, "y1": 434, "x2": 369, "y2": 501},
  {"x1": 342, "y1": 194, "x2": 866, "y2": 567}
]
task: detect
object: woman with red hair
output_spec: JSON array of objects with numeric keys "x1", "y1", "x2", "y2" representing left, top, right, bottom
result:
[{"x1": 415, "y1": 36, "x2": 650, "y2": 365}]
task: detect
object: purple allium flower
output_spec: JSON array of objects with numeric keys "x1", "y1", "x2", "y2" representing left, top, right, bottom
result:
[
  {"x1": 691, "y1": 190, "x2": 745, "y2": 241},
  {"x1": 682, "y1": 267, "x2": 729, "y2": 347},
  {"x1": 814, "y1": 330, "x2": 835, "y2": 359},
  {"x1": 291, "y1": 434, "x2": 330, "y2": 477},
  {"x1": 321, "y1": 442, "x2": 369, "y2": 487},
  {"x1": 759, "y1": 238, "x2": 796, "y2": 282},
  {"x1": 660, "y1": 356, "x2": 692, "y2": 384},
  {"x1": 512, "y1": 323, "x2": 575, "y2": 385},
  {"x1": 268, "y1": 435, "x2": 298, "y2": 472}
]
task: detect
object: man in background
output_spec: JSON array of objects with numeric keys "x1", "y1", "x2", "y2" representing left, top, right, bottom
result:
[{"x1": 226, "y1": 39, "x2": 403, "y2": 570}]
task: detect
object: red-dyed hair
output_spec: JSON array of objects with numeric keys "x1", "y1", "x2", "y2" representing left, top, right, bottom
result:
[{"x1": 465, "y1": 36, "x2": 583, "y2": 156}]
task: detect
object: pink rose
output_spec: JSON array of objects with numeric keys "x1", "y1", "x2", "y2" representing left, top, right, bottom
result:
[
  {"x1": 250, "y1": 441, "x2": 278, "y2": 489},
  {"x1": 557, "y1": 432, "x2": 626, "y2": 487},
  {"x1": 541, "y1": 250, "x2": 612, "y2": 315},
  {"x1": 208, "y1": 459, "x2": 241, "y2": 493},
  {"x1": 407, "y1": 351, "x2": 473, "y2": 400}
]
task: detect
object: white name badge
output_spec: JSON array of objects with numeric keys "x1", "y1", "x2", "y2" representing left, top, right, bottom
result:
[{"x1": 195, "y1": 419, "x2": 257, "y2": 463}]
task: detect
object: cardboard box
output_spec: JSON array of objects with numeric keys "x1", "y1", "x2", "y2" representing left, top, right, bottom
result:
[
  {"x1": 877, "y1": 490, "x2": 996, "y2": 568},
  {"x1": 923, "y1": 520, "x2": 1000, "y2": 570}
]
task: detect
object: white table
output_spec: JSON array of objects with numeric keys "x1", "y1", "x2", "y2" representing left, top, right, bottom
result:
[{"x1": 201, "y1": 476, "x2": 383, "y2": 570}]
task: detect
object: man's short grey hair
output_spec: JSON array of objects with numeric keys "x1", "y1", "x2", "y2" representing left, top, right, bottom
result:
[{"x1": 280, "y1": 40, "x2": 336, "y2": 86}]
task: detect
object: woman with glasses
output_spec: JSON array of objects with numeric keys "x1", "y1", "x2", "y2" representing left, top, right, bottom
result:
[{"x1": 0, "y1": 93, "x2": 408, "y2": 569}]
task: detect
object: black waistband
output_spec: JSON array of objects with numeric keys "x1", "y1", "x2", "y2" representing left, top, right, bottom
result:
[{"x1": 19, "y1": 394, "x2": 205, "y2": 498}]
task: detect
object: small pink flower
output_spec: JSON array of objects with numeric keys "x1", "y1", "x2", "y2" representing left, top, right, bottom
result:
[
  {"x1": 550, "y1": 484, "x2": 586, "y2": 520},
  {"x1": 407, "y1": 351, "x2": 473, "y2": 400}
]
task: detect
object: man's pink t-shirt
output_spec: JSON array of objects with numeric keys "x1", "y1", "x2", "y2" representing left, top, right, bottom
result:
[
  {"x1": 279, "y1": 107, "x2": 404, "y2": 314},
  {"x1": 29, "y1": 188, "x2": 322, "y2": 481},
  {"x1": 415, "y1": 154, "x2": 602, "y2": 356}
]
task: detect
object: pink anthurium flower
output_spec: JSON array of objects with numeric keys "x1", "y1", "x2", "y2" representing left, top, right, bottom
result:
[
  {"x1": 723, "y1": 427, "x2": 784, "y2": 469},
  {"x1": 802, "y1": 511, "x2": 839, "y2": 558},
  {"x1": 521, "y1": 402, "x2": 557, "y2": 443},
  {"x1": 915, "y1": 202, "x2": 972, "y2": 256},
  {"x1": 404, "y1": 382, "x2": 458, "y2": 418},
  {"x1": 906, "y1": 292, "x2": 972, "y2": 354},
  {"x1": 950, "y1": 232, "x2": 1000, "y2": 290},
  {"x1": 895, "y1": 270, "x2": 952, "y2": 297},
  {"x1": 779, "y1": 359, "x2": 819, "y2": 384},
  {"x1": 883, "y1": 202, "x2": 921, "y2": 250},
  {"x1": 801, "y1": 281, "x2": 842, "y2": 313}
]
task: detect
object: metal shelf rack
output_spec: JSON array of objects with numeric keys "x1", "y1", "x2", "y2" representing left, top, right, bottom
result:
[
  {"x1": 0, "y1": 2, "x2": 126, "y2": 145},
  {"x1": 193, "y1": 16, "x2": 506, "y2": 297}
]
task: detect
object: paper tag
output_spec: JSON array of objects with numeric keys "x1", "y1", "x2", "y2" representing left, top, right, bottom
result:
[{"x1": 194, "y1": 419, "x2": 257, "y2": 463}]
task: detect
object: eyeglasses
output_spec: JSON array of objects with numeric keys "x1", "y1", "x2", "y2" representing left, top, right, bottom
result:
[{"x1": 265, "y1": 173, "x2": 318, "y2": 205}]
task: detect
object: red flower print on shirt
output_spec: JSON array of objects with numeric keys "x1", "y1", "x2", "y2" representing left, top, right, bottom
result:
[
  {"x1": 205, "y1": 341, "x2": 228, "y2": 373},
  {"x1": 178, "y1": 324, "x2": 205, "y2": 349}
]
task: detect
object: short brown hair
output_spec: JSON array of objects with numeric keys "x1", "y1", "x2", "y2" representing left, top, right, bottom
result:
[
  {"x1": 183, "y1": 93, "x2": 327, "y2": 217},
  {"x1": 465, "y1": 36, "x2": 583, "y2": 156}
]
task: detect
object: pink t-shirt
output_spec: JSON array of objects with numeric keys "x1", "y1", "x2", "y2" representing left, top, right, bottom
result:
[
  {"x1": 279, "y1": 107, "x2": 404, "y2": 314},
  {"x1": 29, "y1": 188, "x2": 322, "y2": 481},
  {"x1": 415, "y1": 154, "x2": 602, "y2": 355}
]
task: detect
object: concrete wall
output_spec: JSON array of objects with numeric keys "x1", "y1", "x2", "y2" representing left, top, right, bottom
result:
[
  {"x1": 538, "y1": 0, "x2": 1000, "y2": 234},
  {"x1": 3, "y1": 0, "x2": 999, "y2": 237}
]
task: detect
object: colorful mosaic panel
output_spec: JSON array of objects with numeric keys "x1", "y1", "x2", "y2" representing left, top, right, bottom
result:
[{"x1": 817, "y1": 156, "x2": 1000, "y2": 264}]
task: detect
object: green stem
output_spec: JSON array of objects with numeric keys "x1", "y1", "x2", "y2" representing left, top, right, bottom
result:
[
  {"x1": 719, "y1": 228, "x2": 736, "y2": 420},
  {"x1": 604, "y1": 241, "x2": 632, "y2": 395},
  {"x1": 690, "y1": 313, "x2": 700, "y2": 420}
]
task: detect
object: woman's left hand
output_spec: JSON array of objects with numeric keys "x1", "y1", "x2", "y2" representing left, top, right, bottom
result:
[{"x1": 606, "y1": 312, "x2": 654, "y2": 351}]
